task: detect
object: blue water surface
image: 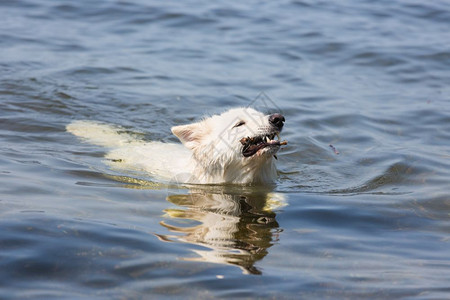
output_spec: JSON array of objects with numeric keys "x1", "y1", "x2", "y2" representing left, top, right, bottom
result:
[{"x1": 1, "y1": 0, "x2": 449, "y2": 299}]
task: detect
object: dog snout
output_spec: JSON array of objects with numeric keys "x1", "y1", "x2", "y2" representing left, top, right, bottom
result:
[{"x1": 269, "y1": 113, "x2": 285, "y2": 130}]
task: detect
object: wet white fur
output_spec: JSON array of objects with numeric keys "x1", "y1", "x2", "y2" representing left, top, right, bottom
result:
[{"x1": 66, "y1": 107, "x2": 282, "y2": 184}]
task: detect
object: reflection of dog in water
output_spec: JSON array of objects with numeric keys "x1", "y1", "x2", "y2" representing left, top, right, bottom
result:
[
  {"x1": 66, "y1": 107, "x2": 287, "y2": 184},
  {"x1": 156, "y1": 188, "x2": 286, "y2": 275}
]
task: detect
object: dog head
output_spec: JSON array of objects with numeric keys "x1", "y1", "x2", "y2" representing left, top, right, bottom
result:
[{"x1": 171, "y1": 107, "x2": 287, "y2": 183}]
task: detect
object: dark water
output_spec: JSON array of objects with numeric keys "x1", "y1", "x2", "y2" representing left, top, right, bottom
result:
[{"x1": 1, "y1": 0, "x2": 450, "y2": 298}]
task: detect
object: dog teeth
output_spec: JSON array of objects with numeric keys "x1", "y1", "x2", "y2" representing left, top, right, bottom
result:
[{"x1": 243, "y1": 134, "x2": 286, "y2": 146}]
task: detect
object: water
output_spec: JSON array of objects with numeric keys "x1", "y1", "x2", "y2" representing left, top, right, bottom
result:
[{"x1": 1, "y1": 0, "x2": 450, "y2": 298}]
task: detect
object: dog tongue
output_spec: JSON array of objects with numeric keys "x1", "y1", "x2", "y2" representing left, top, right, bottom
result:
[{"x1": 242, "y1": 143, "x2": 265, "y2": 157}]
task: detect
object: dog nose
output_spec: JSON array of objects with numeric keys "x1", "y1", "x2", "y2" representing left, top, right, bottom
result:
[{"x1": 269, "y1": 113, "x2": 285, "y2": 130}]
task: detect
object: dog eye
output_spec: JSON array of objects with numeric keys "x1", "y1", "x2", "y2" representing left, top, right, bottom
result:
[{"x1": 233, "y1": 120, "x2": 246, "y2": 128}]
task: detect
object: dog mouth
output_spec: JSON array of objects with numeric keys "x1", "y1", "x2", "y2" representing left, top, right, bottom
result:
[{"x1": 240, "y1": 133, "x2": 288, "y2": 158}]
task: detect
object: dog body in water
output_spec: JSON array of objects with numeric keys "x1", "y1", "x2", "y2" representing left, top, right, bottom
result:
[{"x1": 67, "y1": 107, "x2": 287, "y2": 184}]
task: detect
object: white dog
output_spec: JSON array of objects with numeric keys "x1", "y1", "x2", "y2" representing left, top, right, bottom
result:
[{"x1": 66, "y1": 107, "x2": 287, "y2": 184}]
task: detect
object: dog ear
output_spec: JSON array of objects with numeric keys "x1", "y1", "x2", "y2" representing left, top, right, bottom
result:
[{"x1": 171, "y1": 121, "x2": 208, "y2": 150}]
